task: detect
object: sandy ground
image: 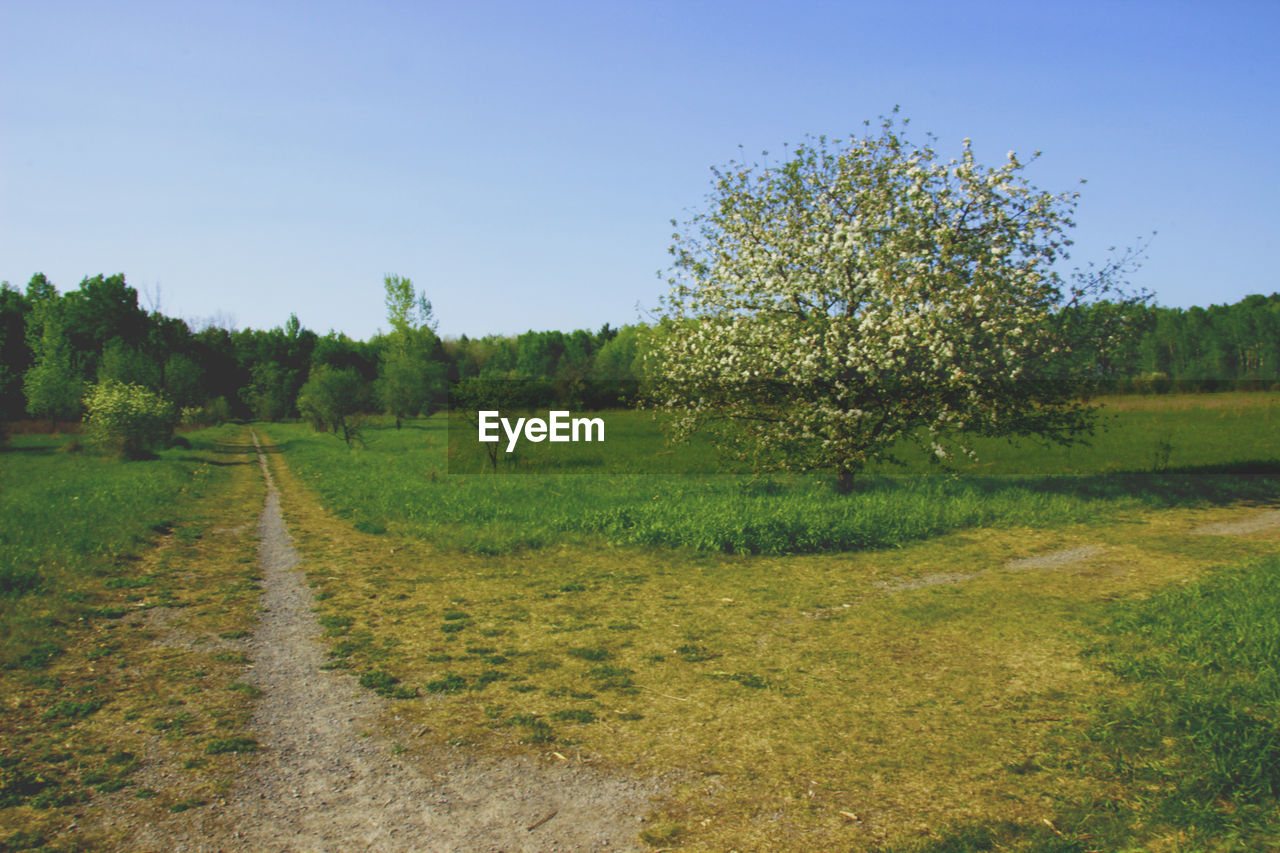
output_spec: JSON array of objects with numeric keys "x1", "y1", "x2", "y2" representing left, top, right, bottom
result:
[
  {"x1": 869, "y1": 545, "x2": 1107, "y2": 596},
  {"x1": 119, "y1": 432, "x2": 657, "y2": 852}
]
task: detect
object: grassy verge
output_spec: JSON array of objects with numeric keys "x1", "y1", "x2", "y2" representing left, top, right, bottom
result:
[
  {"x1": 0, "y1": 428, "x2": 265, "y2": 850},
  {"x1": 1075, "y1": 551, "x2": 1280, "y2": 849},
  {"x1": 1, "y1": 434, "x2": 209, "y2": 664},
  {"x1": 261, "y1": 393, "x2": 1280, "y2": 555},
  {"x1": 889, "y1": 551, "x2": 1280, "y2": 853},
  {"x1": 258, "y1": 423, "x2": 1280, "y2": 851}
]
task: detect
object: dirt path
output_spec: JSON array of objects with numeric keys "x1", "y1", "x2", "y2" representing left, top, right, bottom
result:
[
  {"x1": 127, "y1": 430, "x2": 654, "y2": 851},
  {"x1": 1192, "y1": 508, "x2": 1280, "y2": 536}
]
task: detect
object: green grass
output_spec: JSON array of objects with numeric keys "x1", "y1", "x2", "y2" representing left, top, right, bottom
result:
[
  {"x1": 358, "y1": 669, "x2": 418, "y2": 699},
  {"x1": 203, "y1": 736, "x2": 259, "y2": 755},
  {"x1": 1, "y1": 426, "x2": 268, "y2": 846},
  {"x1": 890, "y1": 552, "x2": 1280, "y2": 852},
  {"x1": 0, "y1": 428, "x2": 239, "y2": 668},
  {"x1": 1, "y1": 437, "x2": 190, "y2": 598},
  {"x1": 260, "y1": 407, "x2": 1280, "y2": 851},
  {"x1": 261, "y1": 394, "x2": 1280, "y2": 555},
  {"x1": 1080, "y1": 552, "x2": 1280, "y2": 844}
]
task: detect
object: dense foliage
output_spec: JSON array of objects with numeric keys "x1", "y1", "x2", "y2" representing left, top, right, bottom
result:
[{"x1": 82, "y1": 380, "x2": 177, "y2": 458}]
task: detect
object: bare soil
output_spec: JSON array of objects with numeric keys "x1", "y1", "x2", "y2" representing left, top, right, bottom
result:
[
  {"x1": 1192, "y1": 509, "x2": 1280, "y2": 536},
  {"x1": 120, "y1": 431, "x2": 656, "y2": 851},
  {"x1": 870, "y1": 545, "x2": 1107, "y2": 595},
  {"x1": 1005, "y1": 545, "x2": 1106, "y2": 572}
]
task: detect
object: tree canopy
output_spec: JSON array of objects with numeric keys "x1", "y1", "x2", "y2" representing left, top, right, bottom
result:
[{"x1": 650, "y1": 115, "x2": 1144, "y2": 489}]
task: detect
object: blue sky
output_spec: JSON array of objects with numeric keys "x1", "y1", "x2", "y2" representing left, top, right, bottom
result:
[{"x1": 2, "y1": 1, "x2": 1276, "y2": 339}]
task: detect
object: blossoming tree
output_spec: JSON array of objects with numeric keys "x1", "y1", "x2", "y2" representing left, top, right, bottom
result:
[{"x1": 651, "y1": 114, "x2": 1143, "y2": 491}]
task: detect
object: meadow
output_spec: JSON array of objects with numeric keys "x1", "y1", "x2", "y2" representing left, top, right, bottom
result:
[
  {"x1": 0, "y1": 428, "x2": 267, "y2": 847},
  {"x1": 2, "y1": 394, "x2": 1278, "y2": 850},
  {"x1": 264, "y1": 392, "x2": 1280, "y2": 555},
  {"x1": 256, "y1": 393, "x2": 1280, "y2": 850},
  {"x1": 1, "y1": 432, "x2": 222, "y2": 667}
]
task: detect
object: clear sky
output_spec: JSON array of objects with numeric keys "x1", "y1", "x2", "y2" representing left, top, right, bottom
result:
[{"x1": 2, "y1": 1, "x2": 1277, "y2": 339}]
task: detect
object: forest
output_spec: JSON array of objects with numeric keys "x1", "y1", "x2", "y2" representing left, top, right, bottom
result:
[{"x1": 2, "y1": 272, "x2": 1278, "y2": 432}]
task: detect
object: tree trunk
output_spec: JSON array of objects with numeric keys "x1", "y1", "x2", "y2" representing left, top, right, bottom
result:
[{"x1": 835, "y1": 468, "x2": 855, "y2": 494}]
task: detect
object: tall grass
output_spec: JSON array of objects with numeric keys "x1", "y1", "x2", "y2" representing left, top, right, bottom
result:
[{"x1": 262, "y1": 394, "x2": 1280, "y2": 555}]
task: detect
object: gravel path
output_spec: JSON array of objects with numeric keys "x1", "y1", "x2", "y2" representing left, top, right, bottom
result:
[{"x1": 128, "y1": 431, "x2": 654, "y2": 851}]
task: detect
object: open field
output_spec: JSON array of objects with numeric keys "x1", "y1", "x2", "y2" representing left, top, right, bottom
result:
[
  {"x1": 0, "y1": 429, "x2": 267, "y2": 848},
  {"x1": 2, "y1": 394, "x2": 1278, "y2": 850},
  {"x1": 269, "y1": 485, "x2": 1280, "y2": 850},
  {"x1": 252, "y1": 393, "x2": 1280, "y2": 850},
  {"x1": 265, "y1": 392, "x2": 1280, "y2": 555}
]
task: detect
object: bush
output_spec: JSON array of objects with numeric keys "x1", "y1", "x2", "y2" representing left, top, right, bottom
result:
[{"x1": 83, "y1": 381, "x2": 176, "y2": 459}]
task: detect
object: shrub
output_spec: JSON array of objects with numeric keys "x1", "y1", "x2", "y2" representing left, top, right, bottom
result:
[
  {"x1": 83, "y1": 380, "x2": 176, "y2": 459},
  {"x1": 1131, "y1": 371, "x2": 1173, "y2": 395}
]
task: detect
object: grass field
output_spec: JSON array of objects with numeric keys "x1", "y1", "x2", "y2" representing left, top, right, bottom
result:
[
  {"x1": 3, "y1": 395, "x2": 1278, "y2": 850},
  {"x1": 262, "y1": 392, "x2": 1280, "y2": 555},
  {"x1": 0, "y1": 429, "x2": 266, "y2": 848},
  {"x1": 258, "y1": 393, "x2": 1280, "y2": 850},
  {"x1": 2, "y1": 432, "x2": 220, "y2": 667}
]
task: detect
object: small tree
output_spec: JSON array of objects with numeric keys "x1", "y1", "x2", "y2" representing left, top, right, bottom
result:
[
  {"x1": 83, "y1": 380, "x2": 176, "y2": 459},
  {"x1": 450, "y1": 377, "x2": 530, "y2": 472},
  {"x1": 23, "y1": 283, "x2": 83, "y2": 430},
  {"x1": 383, "y1": 274, "x2": 436, "y2": 336},
  {"x1": 652, "y1": 113, "x2": 1144, "y2": 491},
  {"x1": 297, "y1": 365, "x2": 369, "y2": 445},
  {"x1": 376, "y1": 275, "x2": 444, "y2": 428},
  {"x1": 376, "y1": 345, "x2": 445, "y2": 428}
]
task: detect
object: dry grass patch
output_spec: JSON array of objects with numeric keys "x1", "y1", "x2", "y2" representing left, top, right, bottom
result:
[
  {"x1": 0, "y1": 431, "x2": 265, "y2": 850},
  {"x1": 258, "y1": 430, "x2": 1280, "y2": 850}
]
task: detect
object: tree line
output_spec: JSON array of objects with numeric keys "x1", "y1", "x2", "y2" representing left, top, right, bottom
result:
[
  {"x1": 0, "y1": 273, "x2": 646, "y2": 439},
  {"x1": 0, "y1": 271, "x2": 1276, "y2": 438},
  {"x1": 1099, "y1": 293, "x2": 1280, "y2": 392}
]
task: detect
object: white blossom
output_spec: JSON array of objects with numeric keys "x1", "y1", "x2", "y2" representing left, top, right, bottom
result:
[{"x1": 648, "y1": 114, "x2": 1134, "y2": 486}]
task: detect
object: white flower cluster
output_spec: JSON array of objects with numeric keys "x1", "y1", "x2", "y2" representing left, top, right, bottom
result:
[{"x1": 650, "y1": 116, "x2": 1115, "y2": 476}]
